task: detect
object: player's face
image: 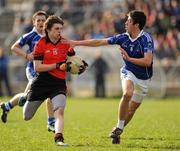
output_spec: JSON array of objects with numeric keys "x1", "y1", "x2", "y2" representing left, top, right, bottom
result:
[
  {"x1": 125, "y1": 16, "x2": 136, "y2": 34},
  {"x1": 48, "y1": 23, "x2": 63, "y2": 40},
  {"x1": 33, "y1": 15, "x2": 46, "y2": 33}
]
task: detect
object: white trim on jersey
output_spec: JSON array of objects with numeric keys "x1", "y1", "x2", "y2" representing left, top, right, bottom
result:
[{"x1": 124, "y1": 30, "x2": 144, "y2": 42}]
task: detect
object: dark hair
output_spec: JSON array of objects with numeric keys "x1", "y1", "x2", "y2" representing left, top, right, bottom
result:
[
  {"x1": 44, "y1": 15, "x2": 64, "y2": 35},
  {"x1": 129, "y1": 10, "x2": 146, "y2": 30},
  {"x1": 32, "y1": 10, "x2": 48, "y2": 21}
]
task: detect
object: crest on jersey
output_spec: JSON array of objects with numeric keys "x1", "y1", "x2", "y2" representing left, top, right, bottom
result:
[
  {"x1": 129, "y1": 44, "x2": 134, "y2": 52},
  {"x1": 61, "y1": 49, "x2": 65, "y2": 54}
]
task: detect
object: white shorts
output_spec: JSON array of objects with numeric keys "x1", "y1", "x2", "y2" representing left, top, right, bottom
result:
[
  {"x1": 26, "y1": 67, "x2": 35, "y2": 83},
  {"x1": 120, "y1": 68, "x2": 150, "y2": 103}
]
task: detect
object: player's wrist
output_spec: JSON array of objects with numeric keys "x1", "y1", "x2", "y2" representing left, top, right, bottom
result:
[
  {"x1": 25, "y1": 53, "x2": 28, "y2": 59},
  {"x1": 56, "y1": 62, "x2": 66, "y2": 71}
]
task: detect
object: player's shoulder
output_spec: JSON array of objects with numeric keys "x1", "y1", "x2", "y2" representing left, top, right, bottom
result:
[
  {"x1": 110, "y1": 32, "x2": 128, "y2": 41},
  {"x1": 140, "y1": 31, "x2": 153, "y2": 42},
  {"x1": 61, "y1": 37, "x2": 70, "y2": 47},
  {"x1": 38, "y1": 36, "x2": 46, "y2": 43},
  {"x1": 61, "y1": 37, "x2": 69, "y2": 43},
  {"x1": 22, "y1": 28, "x2": 38, "y2": 39}
]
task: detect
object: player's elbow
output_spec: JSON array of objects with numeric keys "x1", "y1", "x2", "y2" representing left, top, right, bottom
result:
[
  {"x1": 34, "y1": 66, "x2": 41, "y2": 72},
  {"x1": 11, "y1": 43, "x2": 19, "y2": 52},
  {"x1": 34, "y1": 66, "x2": 45, "y2": 73},
  {"x1": 10, "y1": 44, "x2": 15, "y2": 52}
]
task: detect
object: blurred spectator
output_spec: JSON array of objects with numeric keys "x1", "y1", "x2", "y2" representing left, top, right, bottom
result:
[
  {"x1": 23, "y1": 18, "x2": 33, "y2": 33},
  {"x1": 34, "y1": 0, "x2": 63, "y2": 15},
  {"x1": 113, "y1": 12, "x2": 126, "y2": 34},
  {"x1": 0, "y1": 47, "x2": 12, "y2": 96},
  {"x1": 0, "y1": 0, "x2": 6, "y2": 8},
  {"x1": 12, "y1": 15, "x2": 26, "y2": 36},
  {"x1": 91, "y1": 51, "x2": 109, "y2": 98},
  {"x1": 154, "y1": 33, "x2": 176, "y2": 72}
]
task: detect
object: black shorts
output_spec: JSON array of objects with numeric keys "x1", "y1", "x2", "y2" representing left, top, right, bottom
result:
[{"x1": 27, "y1": 72, "x2": 67, "y2": 102}]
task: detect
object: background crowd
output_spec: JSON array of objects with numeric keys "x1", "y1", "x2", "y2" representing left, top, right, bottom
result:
[{"x1": 14, "y1": 0, "x2": 180, "y2": 69}]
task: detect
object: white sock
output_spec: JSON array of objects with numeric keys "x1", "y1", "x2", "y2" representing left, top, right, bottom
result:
[{"x1": 116, "y1": 120, "x2": 125, "y2": 130}]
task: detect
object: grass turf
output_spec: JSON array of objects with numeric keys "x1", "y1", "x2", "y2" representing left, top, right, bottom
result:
[{"x1": 0, "y1": 97, "x2": 180, "y2": 151}]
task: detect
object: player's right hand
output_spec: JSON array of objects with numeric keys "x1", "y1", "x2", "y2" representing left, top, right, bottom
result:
[
  {"x1": 26, "y1": 53, "x2": 34, "y2": 61},
  {"x1": 78, "y1": 60, "x2": 88, "y2": 75},
  {"x1": 66, "y1": 62, "x2": 71, "y2": 72}
]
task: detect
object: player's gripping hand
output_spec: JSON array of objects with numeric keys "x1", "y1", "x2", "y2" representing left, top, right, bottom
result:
[
  {"x1": 66, "y1": 62, "x2": 71, "y2": 72},
  {"x1": 56, "y1": 61, "x2": 66, "y2": 71},
  {"x1": 78, "y1": 60, "x2": 88, "y2": 75}
]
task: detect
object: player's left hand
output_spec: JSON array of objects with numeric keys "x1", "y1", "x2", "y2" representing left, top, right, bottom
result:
[
  {"x1": 56, "y1": 61, "x2": 66, "y2": 71},
  {"x1": 78, "y1": 60, "x2": 88, "y2": 75},
  {"x1": 119, "y1": 47, "x2": 130, "y2": 61}
]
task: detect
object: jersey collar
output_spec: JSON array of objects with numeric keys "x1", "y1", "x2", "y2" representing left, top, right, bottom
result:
[
  {"x1": 45, "y1": 35, "x2": 61, "y2": 45},
  {"x1": 33, "y1": 27, "x2": 43, "y2": 37},
  {"x1": 125, "y1": 30, "x2": 144, "y2": 42}
]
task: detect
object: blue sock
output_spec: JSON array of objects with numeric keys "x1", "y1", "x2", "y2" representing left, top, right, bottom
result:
[
  {"x1": 5, "y1": 102, "x2": 13, "y2": 112},
  {"x1": 48, "y1": 117, "x2": 55, "y2": 126}
]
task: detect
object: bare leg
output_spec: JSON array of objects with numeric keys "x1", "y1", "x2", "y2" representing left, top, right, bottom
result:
[
  {"x1": 118, "y1": 80, "x2": 134, "y2": 123},
  {"x1": 24, "y1": 81, "x2": 31, "y2": 93},
  {"x1": 110, "y1": 80, "x2": 134, "y2": 143},
  {"x1": 9, "y1": 93, "x2": 24, "y2": 107},
  {"x1": 125, "y1": 101, "x2": 141, "y2": 126},
  {"x1": 46, "y1": 98, "x2": 54, "y2": 118},
  {"x1": 54, "y1": 107, "x2": 64, "y2": 134},
  {"x1": 7, "y1": 81, "x2": 31, "y2": 108},
  {"x1": 46, "y1": 98, "x2": 55, "y2": 132}
]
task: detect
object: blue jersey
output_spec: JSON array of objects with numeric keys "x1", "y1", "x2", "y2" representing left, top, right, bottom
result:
[
  {"x1": 16, "y1": 27, "x2": 42, "y2": 79},
  {"x1": 108, "y1": 31, "x2": 154, "y2": 80}
]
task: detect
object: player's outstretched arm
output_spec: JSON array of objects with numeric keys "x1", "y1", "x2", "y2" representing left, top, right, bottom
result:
[{"x1": 69, "y1": 39, "x2": 109, "y2": 47}]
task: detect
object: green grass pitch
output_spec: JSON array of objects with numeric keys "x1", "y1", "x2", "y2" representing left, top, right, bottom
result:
[{"x1": 0, "y1": 97, "x2": 180, "y2": 151}]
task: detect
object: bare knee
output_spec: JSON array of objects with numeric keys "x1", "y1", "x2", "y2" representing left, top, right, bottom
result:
[
  {"x1": 55, "y1": 107, "x2": 64, "y2": 117},
  {"x1": 122, "y1": 92, "x2": 133, "y2": 101},
  {"x1": 23, "y1": 115, "x2": 33, "y2": 121},
  {"x1": 23, "y1": 111, "x2": 33, "y2": 121}
]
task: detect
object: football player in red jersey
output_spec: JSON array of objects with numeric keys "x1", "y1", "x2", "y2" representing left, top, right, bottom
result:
[{"x1": 23, "y1": 15, "x2": 87, "y2": 146}]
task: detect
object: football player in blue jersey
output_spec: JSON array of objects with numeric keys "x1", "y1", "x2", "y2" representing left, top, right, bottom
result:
[
  {"x1": 68, "y1": 10, "x2": 154, "y2": 144},
  {"x1": 0, "y1": 11, "x2": 55, "y2": 132}
]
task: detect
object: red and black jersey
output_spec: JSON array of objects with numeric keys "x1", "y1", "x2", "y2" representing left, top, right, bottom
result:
[{"x1": 33, "y1": 36, "x2": 74, "y2": 79}]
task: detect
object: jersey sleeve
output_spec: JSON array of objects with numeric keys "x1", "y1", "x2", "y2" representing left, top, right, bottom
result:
[
  {"x1": 16, "y1": 33, "x2": 31, "y2": 47},
  {"x1": 33, "y1": 39, "x2": 44, "y2": 60},
  {"x1": 107, "y1": 34, "x2": 126, "y2": 45},
  {"x1": 143, "y1": 34, "x2": 154, "y2": 53},
  {"x1": 68, "y1": 47, "x2": 76, "y2": 56}
]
